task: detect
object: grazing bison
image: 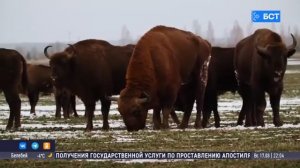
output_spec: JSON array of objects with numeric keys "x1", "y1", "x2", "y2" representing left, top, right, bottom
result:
[
  {"x1": 173, "y1": 47, "x2": 238, "y2": 128},
  {"x1": 116, "y1": 26, "x2": 211, "y2": 131},
  {"x1": 25, "y1": 64, "x2": 77, "y2": 118},
  {"x1": 234, "y1": 29, "x2": 297, "y2": 127},
  {"x1": 44, "y1": 40, "x2": 135, "y2": 131},
  {"x1": 0, "y1": 48, "x2": 27, "y2": 129}
]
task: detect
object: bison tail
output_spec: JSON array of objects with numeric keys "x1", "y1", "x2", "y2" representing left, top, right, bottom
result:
[{"x1": 20, "y1": 56, "x2": 28, "y2": 94}]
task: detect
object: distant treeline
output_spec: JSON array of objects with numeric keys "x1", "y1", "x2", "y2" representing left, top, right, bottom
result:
[{"x1": 1, "y1": 22, "x2": 299, "y2": 60}]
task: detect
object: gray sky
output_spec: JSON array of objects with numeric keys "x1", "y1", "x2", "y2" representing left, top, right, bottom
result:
[{"x1": 0, "y1": 0, "x2": 299, "y2": 43}]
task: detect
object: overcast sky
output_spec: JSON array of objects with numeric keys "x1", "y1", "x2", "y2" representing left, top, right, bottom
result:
[{"x1": 0, "y1": 0, "x2": 299, "y2": 43}]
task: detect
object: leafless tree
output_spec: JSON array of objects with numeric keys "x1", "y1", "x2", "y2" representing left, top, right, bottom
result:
[
  {"x1": 120, "y1": 25, "x2": 133, "y2": 45},
  {"x1": 206, "y1": 21, "x2": 215, "y2": 45},
  {"x1": 228, "y1": 21, "x2": 244, "y2": 46},
  {"x1": 192, "y1": 19, "x2": 201, "y2": 35}
]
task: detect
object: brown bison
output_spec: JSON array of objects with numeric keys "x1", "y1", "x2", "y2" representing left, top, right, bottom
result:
[
  {"x1": 25, "y1": 64, "x2": 77, "y2": 118},
  {"x1": 26, "y1": 64, "x2": 53, "y2": 114},
  {"x1": 0, "y1": 48, "x2": 27, "y2": 130},
  {"x1": 234, "y1": 29, "x2": 297, "y2": 127},
  {"x1": 44, "y1": 39, "x2": 135, "y2": 131},
  {"x1": 53, "y1": 87, "x2": 77, "y2": 118},
  {"x1": 174, "y1": 47, "x2": 238, "y2": 128},
  {"x1": 116, "y1": 26, "x2": 211, "y2": 131}
]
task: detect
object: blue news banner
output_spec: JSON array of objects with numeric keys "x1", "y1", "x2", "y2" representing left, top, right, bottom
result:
[{"x1": 0, "y1": 140, "x2": 299, "y2": 160}]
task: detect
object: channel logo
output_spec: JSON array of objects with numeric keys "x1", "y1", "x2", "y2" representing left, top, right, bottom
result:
[
  {"x1": 18, "y1": 142, "x2": 27, "y2": 150},
  {"x1": 252, "y1": 10, "x2": 280, "y2": 23}
]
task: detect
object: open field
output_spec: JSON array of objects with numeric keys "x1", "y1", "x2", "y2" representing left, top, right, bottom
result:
[{"x1": 0, "y1": 57, "x2": 300, "y2": 167}]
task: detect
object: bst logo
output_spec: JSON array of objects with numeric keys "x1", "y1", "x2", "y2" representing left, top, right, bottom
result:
[{"x1": 252, "y1": 10, "x2": 280, "y2": 23}]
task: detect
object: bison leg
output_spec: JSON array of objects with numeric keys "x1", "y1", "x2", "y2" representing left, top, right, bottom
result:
[
  {"x1": 28, "y1": 91, "x2": 39, "y2": 114},
  {"x1": 269, "y1": 87, "x2": 283, "y2": 127},
  {"x1": 54, "y1": 92, "x2": 62, "y2": 118},
  {"x1": 100, "y1": 98, "x2": 110, "y2": 130},
  {"x1": 170, "y1": 109, "x2": 180, "y2": 125},
  {"x1": 4, "y1": 89, "x2": 21, "y2": 129},
  {"x1": 179, "y1": 109, "x2": 192, "y2": 129},
  {"x1": 202, "y1": 92, "x2": 218, "y2": 128},
  {"x1": 60, "y1": 90, "x2": 75, "y2": 119},
  {"x1": 202, "y1": 108, "x2": 212, "y2": 128},
  {"x1": 178, "y1": 99, "x2": 195, "y2": 129},
  {"x1": 161, "y1": 107, "x2": 173, "y2": 129},
  {"x1": 71, "y1": 95, "x2": 78, "y2": 117},
  {"x1": 254, "y1": 91, "x2": 266, "y2": 127},
  {"x1": 238, "y1": 84, "x2": 254, "y2": 127},
  {"x1": 212, "y1": 109, "x2": 220, "y2": 128},
  {"x1": 195, "y1": 99, "x2": 203, "y2": 129},
  {"x1": 61, "y1": 94, "x2": 71, "y2": 119},
  {"x1": 153, "y1": 108, "x2": 161, "y2": 130},
  {"x1": 237, "y1": 103, "x2": 246, "y2": 125},
  {"x1": 84, "y1": 101, "x2": 95, "y2": 131}
]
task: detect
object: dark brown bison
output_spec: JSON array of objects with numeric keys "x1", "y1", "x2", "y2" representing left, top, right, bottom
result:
[
  {"x1": 25, "y1": 64, "x2": 77, "y2": 118},
  {"x1": 0, "y1": 48, "x2": 27, "y2": 130},
  {"x1": 201, "y1": 47, "x2": 238, "y2": 128},
  {"x1": 116, "y1": 26, "x2": 211, "y2": 131},
  {"x1": 173, "y1": 47, "x2": 238, "y2": 128},
  {"x1": 234, "y1": 29, "x2": 297, "y2": 127},
  {"x1": 53, "y1": 87, "x2": 77, "y2": 118},
  {"x1": 44, "y1": 39, "x2": 135, "y2": 131},
  {"x1": 26, "y1": 64, "x2": 53, "y2": 114}
]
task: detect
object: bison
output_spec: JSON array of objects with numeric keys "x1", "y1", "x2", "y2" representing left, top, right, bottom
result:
[
  {"x1": 26, "y1": 64, "x2": 53, "y2": 114},
  {"x1": 25, "y1": 64, "x2": 77, "y2": 118},
  {"x1": 234, "y1": 29, "x2": 297, "y2": 127},
  {"x1": 173, "y1": 47, "x2": 238, "y2": 129},
  {"x1": 44, "y1": 40, "x2": 135, "y2": 131},
  {"x1": 116, "y1": 26, "x2": 211, "y2": 131},
  {"x1": 0, "y1": 48, "x2": 27, "y2": 130},
  {"x1": 201, "y1": 47, "x2": 238, "y2": 128},
  {"x1": 53, "y1": 87, "x2": 77, "y2": 118}
]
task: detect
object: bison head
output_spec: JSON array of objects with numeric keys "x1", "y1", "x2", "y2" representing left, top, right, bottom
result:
[
  {"x1": 114, "y1": 89, "x2": 150, "y2": 131},
  {"x1": 256, "y1": 34, "x2": 297, "y2": 83},
  {"x1": 44, "y1": 45, "x2": 76, "y2": 88}
]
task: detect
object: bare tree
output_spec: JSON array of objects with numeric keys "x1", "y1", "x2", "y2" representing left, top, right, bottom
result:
[
  {"x1": 228, "y1": 21, "x2": 244, "y2": 46},
  {"x1": 192, "y1": 19, "x2": 201, "y2": 35},
  {"x1": 280, "y1": 23, "x2": 286, "y2": 40},
  {"x1": 271, "y1": 23, "x2": 277, "y2": 32},
  {"x1": 29, "y1": 47, "x2": 38, "y2": 60},
  {"x1": 246, "y1": 22, "x2": 254, "y2": 35},
  {"x1": 15, "y1": 46, "x2": 26, "y2": 57},
  {"x1": 207, "y1": 21, "x2": 215, "y2": 44},
  {"x1": 120, "y1": 25, "x2": 133, "y2": 45}
]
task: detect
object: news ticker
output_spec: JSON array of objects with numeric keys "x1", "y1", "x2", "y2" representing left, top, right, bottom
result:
[
  {"x1": 0, "y1": 151, "x2": 299, "y2": 160},
  {"x1": 0, "y1": 140, "x2": 300, "y2": 160}
]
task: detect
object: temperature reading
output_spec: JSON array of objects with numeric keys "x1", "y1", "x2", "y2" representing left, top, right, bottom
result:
[{"x1": 37, "y1": 153, "x2": 45, "y2": 159}]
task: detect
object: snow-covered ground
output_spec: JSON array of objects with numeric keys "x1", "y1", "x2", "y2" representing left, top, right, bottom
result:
[{"x1": 0, "y1": 97, "x2": 299, "y2": 139}]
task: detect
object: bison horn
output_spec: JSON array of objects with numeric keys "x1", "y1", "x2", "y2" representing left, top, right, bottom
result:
[
  {"x1": 288, "y1": 34, "x2": 297, "y2": 51},
  {"x1": 67, "y1": 44, "x2": 76, "y2": 57},
  {"x1": 44, "y1": 45, "x2": 53, "y2": 59}
]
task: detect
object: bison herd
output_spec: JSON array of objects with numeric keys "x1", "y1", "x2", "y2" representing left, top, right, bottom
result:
[{"x1": 0, "y1": 25, "x2": 297, "y2": 132}]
